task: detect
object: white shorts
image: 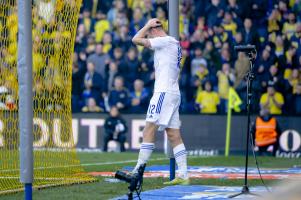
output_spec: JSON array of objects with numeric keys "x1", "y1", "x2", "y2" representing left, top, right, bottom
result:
[{"x1": 146, "y1": 92, "x2": 181, "y2": 131}]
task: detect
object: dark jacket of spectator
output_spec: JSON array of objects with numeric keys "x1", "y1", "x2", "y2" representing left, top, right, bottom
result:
[
  {"x1": 72, "y1": 63, "x2": 85, "y2": 96},
  {"x1": 241, "y1": 19, "x2": 260, "y2": 48},
  {"x1": 129, "y1": 79, "x2": 150, "y2": 113},
  {"x1": 294, "y1": 85, "x2": 301, "y2": 115},
  {"x1": 205, "y1": 1, "x2": 225, "y2": 27},
  {"x1": 82, "y1": 62, "x2": 105, "y2": 105},
  {"x1": 108, "y1": 89, "x2": 130, "y2": 110},
  {"x1": 103, "y1": 107, "x2": 127, "y2": 152},
  {"x1": 120, "y1": 57, "x2": 140, "y2": 88}
]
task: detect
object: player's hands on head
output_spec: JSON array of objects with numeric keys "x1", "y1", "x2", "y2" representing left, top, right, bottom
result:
[{"x1": 146, "y1": 18, "x2": 161, "y2": 29}]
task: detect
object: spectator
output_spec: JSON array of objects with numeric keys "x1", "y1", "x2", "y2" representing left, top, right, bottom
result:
[
  {"x1": 82, "y1": 61, "x2": 105, "y2": 106},
  {"x1": 268, "y1": 7, "x2": 282, "y2": 33},
  {"x1": 278, "y1": 0, "x2": 290, "y2": 20},
  {"x1": 255, "y1": 48, "x2": 273, "y2": 90},
  {"x1": 87, "y1": 43, "x2": 110, "y2": 78},
  {"x1": 233, "y1": 31, "x2": 244, "y2": 47},
  {"x1": 220, "y1": 46, "x2": 233, "y2": 66},
  {"x1": 221, "y1": 11, "x2": 237, "y2": 35},
  {"x1": 289, "y1": 69, "x2": 301, "y2": 94},
  {"x1": 112, "y1": 47, "x2": 124, "y2": 66},
  {"x1": 107, "y1": 0, "x2": 126, "y2": 26},
  {"x1": 195, "y1": 81, "x2": 220, "y2": 113},
  {"x1": 205, "y1": 0, "x2": 224, "y2": 28},
  {"x1": 294, "y1": 84, "x2": 301, "y2": 115},
  {"x1": 103, "y1": 106, "x2": 127, "y2": 152},
  {"x1": 155, "y1": 7, "x2": 167, "y2": 30},
  {"x1": 105, "y1": 61, "x2": 121, "y2": 92},
  {"x1": 251, "y1": 108, "x2": 281, "y2": 156},
  {"x1": 138, "y1": 61, "x2": 155, "y2": 91},
  {"x1": 203, "y1": 40, "x2": 220, "y2": 71},
  {"x1": 217, "y1": 63, "x2": 235, "y2": 113},
  {"x1": 275, "y1": 35, "x2": 285, "y2": 57},
  {"x1": 85, "y1": 35, "x2": 96, "y2": 55},
  {"x1": 72, "y1": 53, "x2": 85, "y2": 112},
  {"x1": 69, "y1": 0, "x2": 301, "y2": 114},
  {"x1": 179, "y1": 48, "x2": 192, "y2": 109},
  {"x1": 212, "y1": 25, "x2": 229, "y2": 49},
  {"x1": 130, "y1": 79, "x2": 150, "y2": 113},
  {"x1": 108, "y1": 76, "x2": 130, "y2": 111},
  {"x1": 290, "y1": 23, "x2": 301, "y2": 52},
  {"x1": 129, "y1": 7, "x2": 147, "y2": 36},
  {"x1": 260, "y1": 82, "x2": 284, "y2": 115},
  {"x1": 226, "y1": 0, "x2": 243, "y2": 19},
  {"x1": 267, "y1": 64, "x2": 285, "y2": 93},
  {"x1": 249, "y1": 0, "x2": 267, "y2": 26},
  {"x1": 82, "y1": 97, "x2": 103, "y2": 112},
  {"x1": 102, "y1": 31, "x2": 113, "y2": 54},
  {"x1": 241, "y1": 18, "x2": 259, "y2": 48},
  {"x1": 191, "y1": 62, "x2": 209, "y2": 96},
  {"x1": 143, "y1": 0, "x2": 156, "y2": 19},
  {"x1": 94, "y1": 11, "x2": 110, "y2": 43},
  {"x1": 79, "y1": 9, "x2": 95, "y2": 33},
  {"x1": 112, "y1": 11, "x2": 129, "y2": 32},
  {"x1": 114, "y1": 25, "x2": 132, "y2": 51},
  {"x1": 195, "y1": 17, "x2": 207, "y2": 34},
  {"x1": 283, "y1": 13, "x2": 297, "y2": 39},
  {"x1": 283, "y1": 46, "x2": 298, "y2": 76},
  {"x1": 190, "y1": 29, "x2": 205, "y2": 50},
  {"x1": 293, "y1": 0, "x2": 301, "y2": 21},
  {"x1": 191, "y1": 47, "x2": 207, "y2": 77},
  {"x1": 119, "y1": 47, "x2": 140, "y2": 87},
  {"x1": 74, "y1": 23, "x2": 88, "y2": 53}
]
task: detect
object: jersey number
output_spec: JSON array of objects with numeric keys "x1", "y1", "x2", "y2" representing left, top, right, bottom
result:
[{"x1": 148, "y1": 104, "x2": 155, "y2": 114}]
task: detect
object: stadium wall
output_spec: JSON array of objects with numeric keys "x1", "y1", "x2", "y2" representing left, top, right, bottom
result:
[{"x1": 0, "y1": 114, "x2": 300, "y2": 157}]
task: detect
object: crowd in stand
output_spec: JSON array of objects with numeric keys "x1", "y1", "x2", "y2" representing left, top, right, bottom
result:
[{"x1": 72, "y1": 0, "x2": 301, "y2": 115}]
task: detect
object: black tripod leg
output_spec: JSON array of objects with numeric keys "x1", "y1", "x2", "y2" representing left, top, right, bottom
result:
[
  {"x1": 228, "y1": 191, "x2": 244, "y2": 198},
  {"x1": 127, "y1": 191, "x2": 133, "y2": 200}
]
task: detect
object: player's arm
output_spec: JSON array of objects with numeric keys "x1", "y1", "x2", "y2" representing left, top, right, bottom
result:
[
  {"x1": 132, "y1": 25, "x2": 151, "y2": 48},
  {"x1": 132, "y1": 18, "x2": 160, "y2": 48}
]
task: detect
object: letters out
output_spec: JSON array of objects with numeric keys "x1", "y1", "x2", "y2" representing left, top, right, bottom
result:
[{"x1": 0, "y1": 118, "x2": 105, "y2": 149}]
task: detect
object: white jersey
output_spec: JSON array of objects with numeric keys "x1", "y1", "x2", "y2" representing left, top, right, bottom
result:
[{"x1": 149, "y1": 36, "x2": 181, "y2": 95}]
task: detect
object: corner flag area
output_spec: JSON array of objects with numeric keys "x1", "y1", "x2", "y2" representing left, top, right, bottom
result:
[{"x1": 1, "y1": 153, "x2": 300, "y2": 199}]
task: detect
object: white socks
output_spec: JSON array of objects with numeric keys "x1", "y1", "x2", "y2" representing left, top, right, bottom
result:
[
  {"x1": 133, "y1": 142, "x2": 155, "y2": 173},
  {"x1": 173, "y1": 143, "x2": 188, "y2": 179},
  {"x1": 133, "y1": 142, "x2": 188, "y2": 179}
]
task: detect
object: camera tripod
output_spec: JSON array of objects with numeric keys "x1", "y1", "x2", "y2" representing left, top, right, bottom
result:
[
  {"x1": 229, "y1": 48, "x2": 260, "y2": 198},
  {"x1": 115, "y1": 164, "x2": 146, "y2": 200}
]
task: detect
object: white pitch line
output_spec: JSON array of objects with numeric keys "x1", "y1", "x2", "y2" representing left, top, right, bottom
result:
[
  {"x1": 0, "y1": 177, "x2": 81, "y2": 181},
  {"x1": 0, "y1": 157, "x2": 168, "y2": 173}
]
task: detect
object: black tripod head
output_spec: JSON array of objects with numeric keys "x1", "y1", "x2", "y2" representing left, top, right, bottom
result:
[{"x1": 234, "y1": 45, "x2": 257, "y2": 61}]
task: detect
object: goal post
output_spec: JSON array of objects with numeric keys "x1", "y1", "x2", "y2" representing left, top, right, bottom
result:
[
  {"x1": 167, "y1": 0, "x2": 179, "y2": 181},
  {"x1": 17, "y1": 0, "x2": 33, "y2": 198}
]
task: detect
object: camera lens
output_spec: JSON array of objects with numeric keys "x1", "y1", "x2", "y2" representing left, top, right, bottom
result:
[{"x1": 115, "y1": 171, "x2": 132, "y2": 183}]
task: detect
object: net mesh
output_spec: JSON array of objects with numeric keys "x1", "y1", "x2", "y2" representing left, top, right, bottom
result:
[{"x1": 0, "y1": 0, "x2": 95, "y2": 194}]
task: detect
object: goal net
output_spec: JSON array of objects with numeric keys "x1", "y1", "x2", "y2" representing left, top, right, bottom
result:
[{"x1": 0, "y1": 0, "x2": 95, "y2": 194}]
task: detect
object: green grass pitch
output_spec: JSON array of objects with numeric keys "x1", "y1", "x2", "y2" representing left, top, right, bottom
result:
[{"x1": 1, "y1": 152, "x2": 301, "y2": 199}]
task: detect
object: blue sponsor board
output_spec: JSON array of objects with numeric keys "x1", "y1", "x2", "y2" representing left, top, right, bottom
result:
[
  {"x1": 123, "y1": 165, "x2": 301, "y2": 175},
  {"x1": 114, "y1": 185, "x2": 267, "y2": 200}
]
